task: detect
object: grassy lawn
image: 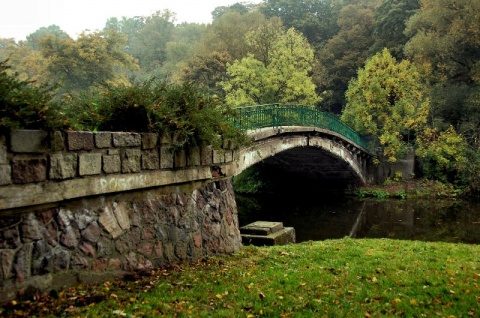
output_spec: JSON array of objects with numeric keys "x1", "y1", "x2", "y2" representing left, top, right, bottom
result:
[{"x1": 2, "y1": 238, "x2": 479, "y2": 317}]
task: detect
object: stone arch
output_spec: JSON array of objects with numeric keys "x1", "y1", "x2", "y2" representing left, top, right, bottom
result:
[{"x1": 232, "y1": 127, "x2": 368, "y2": 185}]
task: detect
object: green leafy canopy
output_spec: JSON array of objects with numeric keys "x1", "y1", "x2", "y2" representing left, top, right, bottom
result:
[{"x1": 341, "y1": 48, "x2": 429, "y2": 162}]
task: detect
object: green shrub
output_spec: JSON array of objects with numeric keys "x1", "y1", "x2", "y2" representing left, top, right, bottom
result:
[
  {"x1": 62, "y1": 80, "x2": 247, "y2": 149},
  {"x1": 63, "y1": 80, "x2": 157, "y2": 132},
  {"x1": 0, "y1": 60, "x2": 64, "y2": 132}
]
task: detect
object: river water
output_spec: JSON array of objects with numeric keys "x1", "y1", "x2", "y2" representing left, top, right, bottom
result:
[{"x1": 236, "y1": 193, "x2": 480, "y2": 244}]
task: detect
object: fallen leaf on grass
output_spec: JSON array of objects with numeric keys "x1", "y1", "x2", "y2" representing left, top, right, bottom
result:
[{"x1": 113, "y1": 309, "x2": 127, "y2": 316}]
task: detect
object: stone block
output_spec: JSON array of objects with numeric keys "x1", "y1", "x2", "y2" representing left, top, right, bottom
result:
[
  {"x1": 91, "y1": 258, "x2": 107, "y2": 272},
  {"x1": 79, "y1": 153, "x2": 102, "y2": 176},
  {"x1": 67, "y1": 131, "x2": 94, "y2": 151},
  {"x1": 108, "y1": 258, "x2": 122, "y2": 270},
  {"x1": 95, "y1": 132, "x2": 112, "y2": 148},
  {"x1": 187, "y1": 147, "x2": 201, "y2": 166},
  {"x1": 142, "y1": 149, "x2": 159, "y2": 170},
  {"x1": 10, "y1": 130, "x2": 48, "y2": 153},
  {"x1": 60, "y1": 225, "x2": 80, "y2": 248},
  {"x1": 0, "y1": 164, "x2": 11, "y2": 185},
  {"x1": 225, "y1": 150, "x2": 233, "y2": 162},
  {"x1": 14, "y1": 243, "x2": 33, "y2": 282},
  {"x1": 159, "y1": 133, "x2": 172, "y2": 144},
  {"x1": 12, "y1": 157, "x2": 47, "y2": 183},
  {"x1": 241, "y1": 227, "x2": 296, "y2": 246},
  {"x1": 174, "y1": 150, "x2": 187, "y2": 168},
  {"x1": 213, "y1": 149, "x2": 225, "y2": 164},
  {"x1": 99, "y1": 207, "x2": 123, "y2": 239},
  {"x1": 82, "y1": 222, "x2": 101, "y2": 243},
  {"x1": 53, "y1": 249, "x2": 70, "y2": 271},
  {"x1": 102, "y1": 154, "x2": 121, "y2": 174},
  {"x1": 201, "y1": 145, "x2": 213, "y2": 165},
  {"x1": 79, "y1": 241, "x2": 96, "y2": 257},
  {"x1": 20, "y1": 214, "x2": 44, "y2": 242},
  {"x1": 50, "y1": 131, "x2": 65, "y2": 152},
  {"x1": 0, "y1": 249, "x2": 16, "y2": 281},
  {"x1": 160, "y1": 146, "x2": 174, "y2": 169},
  {"x1": 70, "y1": 254, "x2": 89, "y2": 269},
  {"x1": 49, "y1": 153, "x2": 77, "y2": 179},
  {"x1": 113, "y1": 132, "x2": 141, "y2": 147},
  {"x1": 112, "y1": 202, "x2": 130, "y2": 230},
  {"x1": 241, "y1": 221, "x2": 284, "y2": 235},
  {"x1": 0, "y1": 135, "x2": 7, "y2": 163},
  {"x1": 122, "y1": 149, "x2": 141, "y2": 173},
  {"x1": 141, "y1": 133, "x2": 158, "y2": 150}
]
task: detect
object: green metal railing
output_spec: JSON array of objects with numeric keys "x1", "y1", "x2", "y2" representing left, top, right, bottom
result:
[{"x1": 231, "y1": 103, "x2": 370, "y2": 150}]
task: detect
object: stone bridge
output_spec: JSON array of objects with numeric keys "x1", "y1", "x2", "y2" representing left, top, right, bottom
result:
[
  {"x1": 0, "y1": 105, "x2": 377, "y2": 303},
  {"x1": 230, "y1": 126, "x2": 372, "y2": 186}
]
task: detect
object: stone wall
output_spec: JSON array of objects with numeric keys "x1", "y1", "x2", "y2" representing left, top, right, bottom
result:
[
  {"x1": 0, "y1": 130, "x2": 240, "y2": 304},
  {"x1": 375, "y1": 147, "x2": 415, "y2": 182},
  {"x1": 0, "y1": 179, "x2": 241, "y2": 304},
  {"x1": 0, "y1": 130, "x2": 236, "y2": 211}
]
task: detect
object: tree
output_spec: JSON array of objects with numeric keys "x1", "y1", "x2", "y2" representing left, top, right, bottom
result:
[
  {"x1": 211, "y1": 2, "x2": 255, "y2": 20},
  {"x1": 404, "y1": 0, "x2": 480, "y2": 147},
  {"x1": 178, "y1": 10, "x2": 271, "y2": 95},
  {"x1": 0, "y1": 38, "x2": 16, "y2": 60},
  {"x1": 316, "y1": 0, "x2": 380, "y2": 113},
  {"x1": 25, "y1": 25, "x2": 69, "y2": 50},
  {"x1": 158, "y1": 22, "x2": 206, "y2": 81},
  {"x1": 261, "y1": 0, "x2": 343, "y2": 48},
  {"x1": 371, "y1": 0, "x2": 420, "y2": 59},
  {"x1": 132, "y1": 10, "x2": 176, "y2": 73},
  {"x1": 104, "y1": 10, "x2": 176, "y2": 80},
  {"x1": 0, "y1": 61, "x2": 62, "y2": 132},
  {"x1": 179, "y1": 51, "x2": 231, "y2": 96},
  {"x1": 405, "y1": 0, "x2": 480, "y2": 85},
  {"x1": 193, "y1": 10, "x2": 268, "y2": 63},
  {"x1": 341, "y1": 48, "x2": 430, "y2": 162},
  {"x1": 39, "y1": 29, "x2": 138, "y2": 93},
  {"x1": 416, "y1": 126, "x2": 467, "y2": 181},
  {"x1": 222, "y1": 26, "x2": 320, "y2": 106}
]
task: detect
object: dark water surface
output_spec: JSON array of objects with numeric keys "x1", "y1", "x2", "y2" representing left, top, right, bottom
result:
[{"x1": 236, "y1": 192, "x2": 480, "y2": 244}]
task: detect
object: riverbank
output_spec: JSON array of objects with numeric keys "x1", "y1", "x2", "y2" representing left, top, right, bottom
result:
[
  {"x1": 352, "y1": 179, "x2": 462, "y2": 199},
  {"x1": 2, "y1": 238, "x2": 478, "y2": 317}
]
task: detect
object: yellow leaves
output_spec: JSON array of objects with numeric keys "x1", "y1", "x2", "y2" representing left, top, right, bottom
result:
[
  {"x1": 343, "y1": 48, "x2": 432, "y2": 162},
  {"x1": 416, "y1": 125, "x2": 467, "y2": 169},
  {"x1": 391, "y1": 298, "x2": 401, "y2": 307}
]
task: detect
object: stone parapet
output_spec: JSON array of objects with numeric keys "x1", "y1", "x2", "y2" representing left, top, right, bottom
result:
[{"x1": 0, "y1": 130, "x2": 237, "y2": 211}]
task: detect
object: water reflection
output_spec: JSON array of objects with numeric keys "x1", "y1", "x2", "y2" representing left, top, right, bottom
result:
[{"x1": 236, "y1": 193, "x2": 480, "y2": 244}]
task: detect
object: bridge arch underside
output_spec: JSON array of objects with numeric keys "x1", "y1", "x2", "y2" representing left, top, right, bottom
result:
[{"x1": 235, "y1": 135, "x2": 367, "y2": 191}]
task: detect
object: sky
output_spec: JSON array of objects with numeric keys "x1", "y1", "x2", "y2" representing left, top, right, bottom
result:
[{"x1": 0, "y1": 0, "x2": 262, "y2": 41}]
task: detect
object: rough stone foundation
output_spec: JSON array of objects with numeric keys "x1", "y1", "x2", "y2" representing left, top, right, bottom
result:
[{"x1": 0, "y1": 179, "x2": 241, "y2": 304}]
